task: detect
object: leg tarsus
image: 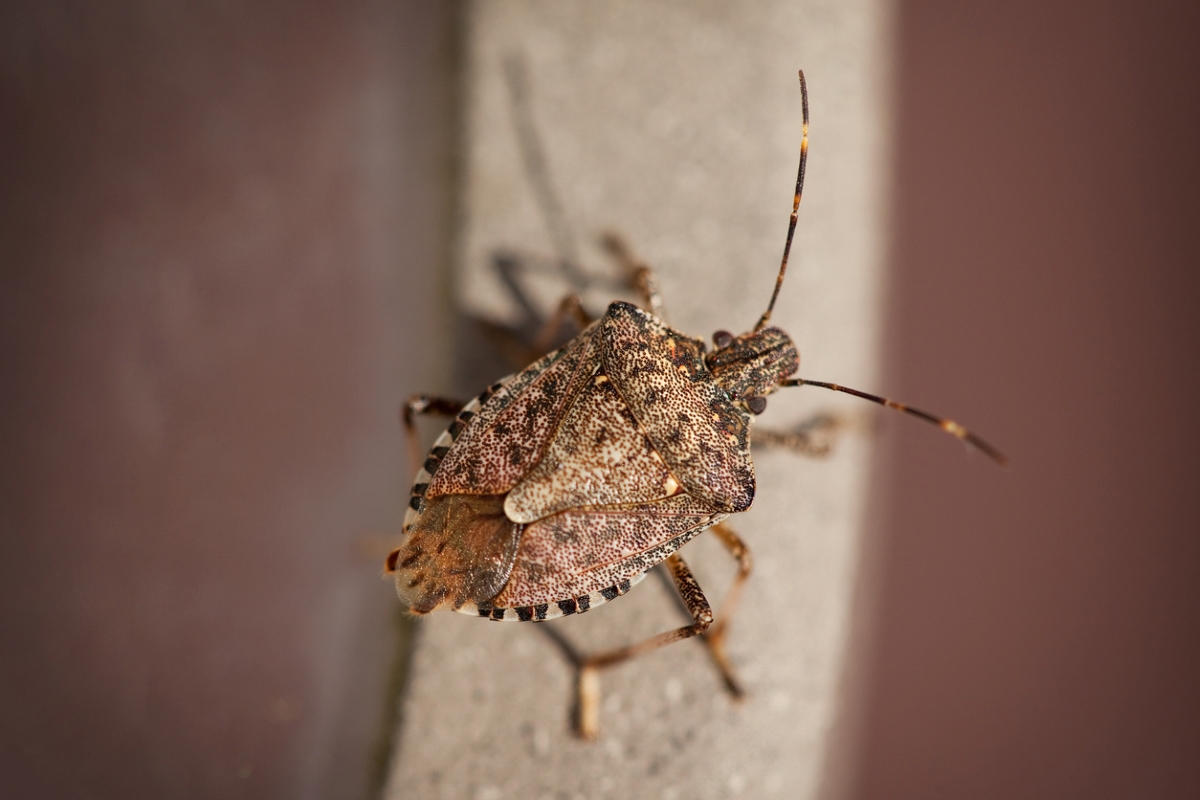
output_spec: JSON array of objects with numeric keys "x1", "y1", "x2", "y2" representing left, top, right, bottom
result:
[{"x1": 577, "y1": 665, "x2": 602, "y2": 741}]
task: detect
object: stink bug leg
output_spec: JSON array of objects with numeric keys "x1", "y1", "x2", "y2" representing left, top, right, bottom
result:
[
  {"x1": 401, "y1": 395, "x2": 464, "y2": 476},
  {"x1": 389, "y1": 394, "x2": 467, "y2": 576},
  {"x1": 702, "y1": 522, "x2": 754, "y2": 697},
  {"x1": 576, "y1": 553, "x2": 715, "y2": 740},
  {"x1": 530, "y1": 522, "x2": 748, "y2": 740},
  {"x1": 531, "y1": 293, "x2": 592, "y2": 355},
  {"x1": 601, "y1": 232, "x2": 665, "y2": 318}
]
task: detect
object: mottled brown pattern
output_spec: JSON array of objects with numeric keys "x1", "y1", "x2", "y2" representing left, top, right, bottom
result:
[
  {"x1": 398, "y1": 303, "x2": 768, "y2": 616},
  {"x1": 491, "y1": 493, "x2": 724, "y2": 607},
  {"x1": 600, "y1": 302, "x2": 755, "y2": 513},
  {"x1": 391, "y1": 494, "x2": 524, "y2": 614},
  {"x1": 427, "y1": 324, "x2": 600, "y2": 499},
  {"x1": 667, "y1": 552, "x2": 714, "y2": 628},
  {"x1": 504, "y1": 373, "x2": 679, "y2": 524}
]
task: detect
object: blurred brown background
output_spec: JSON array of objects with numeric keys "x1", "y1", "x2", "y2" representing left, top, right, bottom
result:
[
  {"x1": 0, "y1": 1, "x2": 1197, "y2": 799},
  {"x1": 0, "y1": 2, "x2": 457, "y2": 798},
  {"x1": 856, "y1": 2, "x2": 1200, "y2": 798}
]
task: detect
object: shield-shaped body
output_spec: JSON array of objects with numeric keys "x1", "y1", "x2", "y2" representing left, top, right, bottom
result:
[{"x1": 390, "y1": 301, "x2": 762, "y2": 622}]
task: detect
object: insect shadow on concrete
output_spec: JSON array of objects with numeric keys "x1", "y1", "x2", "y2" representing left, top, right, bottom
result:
[{"x1": 388, "y1": 60, "x2": 1006, "y2": 740}]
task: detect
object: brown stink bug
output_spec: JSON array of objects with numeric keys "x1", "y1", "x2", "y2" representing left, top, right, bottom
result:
[{"x1": 386, "y1": 71, "x2": 1005, "y2": 740}]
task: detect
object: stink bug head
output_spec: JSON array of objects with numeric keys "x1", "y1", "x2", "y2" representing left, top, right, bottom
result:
[{"x1": 706, "y1": 327, "x2": 799, "y2": 408}]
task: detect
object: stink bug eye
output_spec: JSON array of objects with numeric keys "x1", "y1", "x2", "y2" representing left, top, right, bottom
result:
[{"x1": 389, "y1": 69, "x2": 1004, "y2": 741}]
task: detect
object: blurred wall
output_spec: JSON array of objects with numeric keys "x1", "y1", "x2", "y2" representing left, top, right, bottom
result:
[
  {"x1": 0, "y1": 3, "x2": 456, "y2": 798},
  {"x1": 854, "y1": 1, "x2": 1200, "y2": 798}
]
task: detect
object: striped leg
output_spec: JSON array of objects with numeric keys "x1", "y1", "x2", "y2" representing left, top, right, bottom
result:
[
  {"x1": 703, "y1": 522, "x2": 753, "y2": 697},
  {"x1": 402, "y1": 395, "x2": 465, "y2": 476},
  {"x1": 576, "y1": 553, "x2": 713, "y2": 740}
]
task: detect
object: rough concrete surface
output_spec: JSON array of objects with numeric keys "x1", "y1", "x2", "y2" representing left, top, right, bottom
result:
[{"x1": 385, "y1": 2, "x2": 892, "y2": 798}]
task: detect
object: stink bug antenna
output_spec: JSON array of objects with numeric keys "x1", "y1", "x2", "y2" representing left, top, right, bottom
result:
[
  {"x1": 781, "y1": 378, "x2": 1008, "y2": 466},
  {"x1": 756, "y1": 70, "x2": 809, "y2": 332}
]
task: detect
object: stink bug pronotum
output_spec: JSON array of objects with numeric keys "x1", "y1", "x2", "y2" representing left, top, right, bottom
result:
[{"x1": 386, "y1": 71, "x2": 1005, "y2": 740}]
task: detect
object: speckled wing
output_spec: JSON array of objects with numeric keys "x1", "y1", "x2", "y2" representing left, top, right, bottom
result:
[
  {"x1": 490, "y1": 493, "x2": 726, "y2": 608},
  {"x1": 503, "y1": 372, "x2": 681, "y2": 524},
  {"x1": 600, "y1": 302, "x2": 755, "y2": 513},
  {"x1": 427, "y1": 323, "x2": 600, "y2": 499},
  {"x1": 391, "y1": 493, "x2": 523, "y2": 614}
]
